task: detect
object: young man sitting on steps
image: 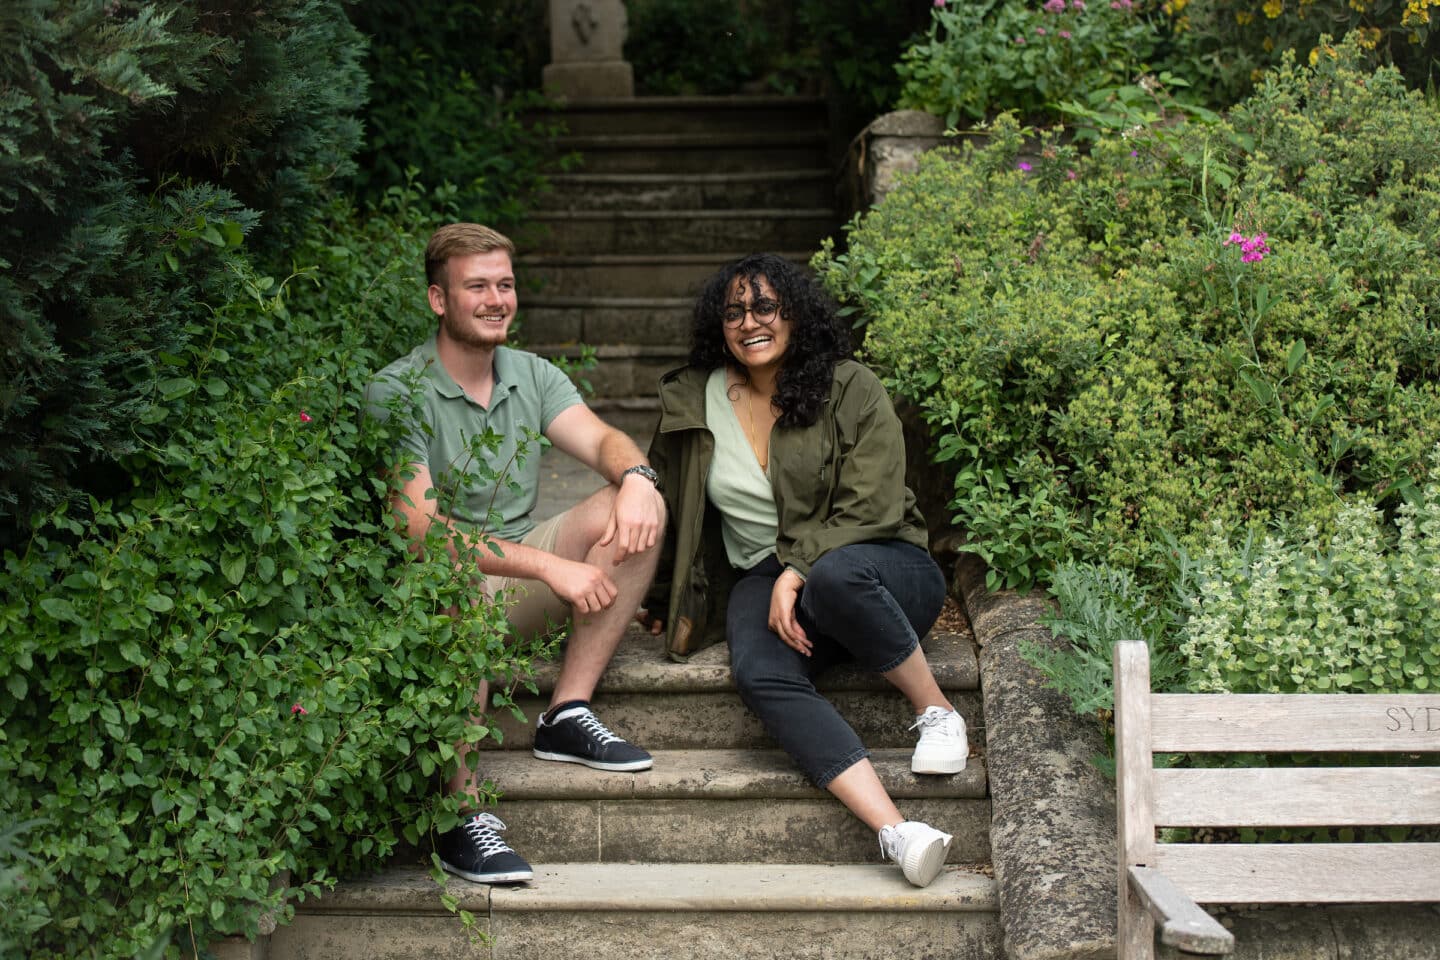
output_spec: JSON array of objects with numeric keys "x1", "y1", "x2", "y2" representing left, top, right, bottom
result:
[{"x1": 365, "y1": 223, "x2": 667, "y2": 885}]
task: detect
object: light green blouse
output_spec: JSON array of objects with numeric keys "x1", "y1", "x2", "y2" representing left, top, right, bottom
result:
[{"x1": 703, "y1": 367, "x2": 778, "y2": 571}]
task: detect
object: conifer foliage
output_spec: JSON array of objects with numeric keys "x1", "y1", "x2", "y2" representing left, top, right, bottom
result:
[{"x1": 0, "y1": 0, "x2": 366, "y2": 545}]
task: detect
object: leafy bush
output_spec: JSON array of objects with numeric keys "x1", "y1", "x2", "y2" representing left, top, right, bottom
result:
[
  {"x1": 1173, "y1": 0, "x2": 1440, "y2": 105},
  {"x1": 0, "y1": 186, "x2": 550, "y2": 958},
  {"x1": 895, "y1": 0, "x2": 1174, "y2": 126},
  {"x1": 817, "y1": 36, "x2": 1440, "y2": 595},
  {"x1": 346, "y1": 0, "x2": 560, "y2": 228},
  {"x1": 1, "y1": 0, "x2": 366, "y2": 545}
]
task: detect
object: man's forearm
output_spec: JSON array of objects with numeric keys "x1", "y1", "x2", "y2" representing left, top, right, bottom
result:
[{"x1": 596, "y1": 428, "x2": 649, "y2": 486}]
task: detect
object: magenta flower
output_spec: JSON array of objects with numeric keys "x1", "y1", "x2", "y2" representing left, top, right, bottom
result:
[
  {"x1": 934, "y1": 0, "x2": 946, "y2": 6},
  {"x1": 1059, "y1": 29, "x2": 1072, "y2": 38},
  {"x1": 1072, "y1": 0, "x2": 1087, "y2": 8},
  {"x1": 291, "y1": 702, "x2": 308, "y2": 716},
  {"x1": 1044, "y1": 0, "x2": 1066, "y2": 12},
  {"x1": 1224, "y1": 231, "x2": 1272, "y2": 263},
  {"x1": 1066, "y1": 169, "x2": 1078, "y2": 180},
  {"x1": 299, "y1": 410, "x2": 313, "y2": 423},
  {"x1": 1017, "y1": 161, "x2": 1033, "y2": 172},
  {"x1": 1036, "y1": 26, "x2": 1048, "y2": 35}
]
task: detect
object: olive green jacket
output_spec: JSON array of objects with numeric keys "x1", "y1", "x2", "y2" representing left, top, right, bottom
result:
[{"x1": 645, "y1": 360, "x2": 930, "y2": 661}]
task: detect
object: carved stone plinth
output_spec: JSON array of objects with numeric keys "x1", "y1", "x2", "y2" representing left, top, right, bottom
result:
[{"x1": 544, "y1": 0, "x2": 634, "y2": 100}]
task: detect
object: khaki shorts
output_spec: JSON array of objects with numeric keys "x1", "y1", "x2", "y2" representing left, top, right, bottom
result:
[{"x1": 478, "y1": 511, "x2": 571, "y2": 640}]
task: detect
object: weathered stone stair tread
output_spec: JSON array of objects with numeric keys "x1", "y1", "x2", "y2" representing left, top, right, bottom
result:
[
  {"x1": 483, "y1": 748, "x2": 987, "y2": 800},
  {"x1": 525, "y1": 295, "x2": 690, "y2": 307},
  {"x1": 548, "y1": 169, "x2": 831, "y2": 185},
  {"x1": 300, "y1": 862, "x2": 997, "y2": 913},
  {"x1": 561, "y1": 131, "x2": 824, "y2": 149},
  {"x1": 553, "y1": 93, "x2": 828, "y2": 110},
  {"x1": 519, "y1": 251, "x2": 816, "y2": 266},
  {"x1": 531, "y1": 208, "x2": 836, "y2": 221},
  {"x1": 517, "y1": 629, "x2": 979, "y2": 694}
]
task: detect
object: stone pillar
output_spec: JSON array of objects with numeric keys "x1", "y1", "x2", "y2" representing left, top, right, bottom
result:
[{"x1": 543, "y1": 0, "x2": 634, "y2": 100}]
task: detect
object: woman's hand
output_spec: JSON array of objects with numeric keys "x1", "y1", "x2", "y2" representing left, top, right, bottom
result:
[{"x1": 768, "y1": 568, "x2": 811, "y2": 656}]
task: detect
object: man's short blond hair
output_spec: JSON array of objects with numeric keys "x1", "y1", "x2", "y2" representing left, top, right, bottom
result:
[{"x1": 425, "y1": 223, "x2": 516, "y2": 287}]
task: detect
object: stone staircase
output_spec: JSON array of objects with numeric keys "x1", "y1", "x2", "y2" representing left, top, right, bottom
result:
[
  {"x1": 517, "y1": 95, "x2": 840, "y2": 403},
  {"x1": 270, "y1": 626, "x2": 996, "y2": 959},
  {"x1": 264, "y1": 95, "x2": 999, "y2": 960}
]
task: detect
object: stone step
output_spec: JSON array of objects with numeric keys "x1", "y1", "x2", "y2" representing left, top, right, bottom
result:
[
  {"x1": 483, "y1": 748, "x2": 986, "y2": 801},
  {"x1": 538, "y1": 170, "x2": 834, "y2": 211},
  {"x1": 531, "y1": 343, "x2": 686, "y2": 400},
  {"x1": 480, "y1": 748, "x2": 989, "y2": 865},
  {"x1": 479, "y1": 628, "x2": 981, "y2": 751},
  {"x1": 520, "y1": 296, "x2": 691, "y2": 347},
  {"x1": 528, "y1": 208, "x2": 837, "y2": 256},
  {"x1": 519, "y1": 251, "x2": 817, "y2": 298},
  {"x1": 561, "y1": 131, "x2": 828, "y2": 174},
  {"x1": 539, "y1": 95, "x2": 829, "y2": 137},
  {"x1": 271, "y1": 862, "x2": 1002, "y2": 960}
]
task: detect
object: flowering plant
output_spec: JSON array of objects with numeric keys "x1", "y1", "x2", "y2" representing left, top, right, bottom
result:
[{"x1": 896, "y1": 0, "x2": 1170, "y2": 125}]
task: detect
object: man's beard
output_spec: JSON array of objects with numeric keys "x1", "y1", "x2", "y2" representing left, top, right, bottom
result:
[{"x1": 442, "y1": 311, "x2": 509, "y2": 349}]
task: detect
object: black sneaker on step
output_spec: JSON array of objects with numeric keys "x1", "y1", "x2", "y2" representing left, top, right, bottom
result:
[
  {"x1": 532, "y1": 705, "x2": 653, "y2": 772},
  {"x1": 436, "y1": 812, "x2": 533, "y2": 884}
]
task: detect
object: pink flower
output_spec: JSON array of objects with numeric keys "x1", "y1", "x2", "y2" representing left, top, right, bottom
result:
[
  {"x1": 1071, "y1": 0, "x2": 1087, "y2": 8},
  {"x1": 1066, "y1": 169, "x2": 1078, "y2": 180},
  {"x1": 934, "y1": 0, "x2": 946, "y2": 6},
  {"x1": 1045, "y1": 0, "x2": 1066, "y2": 12},
  {"x1": 1036, "y1": 26, "x2": 1048, "y2": 35},
  {"x1": 1017, "y1": 161, "x2": 1033, "y2": 172},
  {"x1": 299, "y1": 411, "x2": 313, "y2": 423},
  {"x1": 1015, "y1": 35, "x2": 1026, "y2": 43},
  {"x1": 1224, "y1": 231, "x2": 1272, "y2": 263},
  {"x1": 1059, "y1": 29, "x2": 1072, "y2": 38},
  {"x1": 291, "y1": 703, "x2": 308, "y2": 716}
]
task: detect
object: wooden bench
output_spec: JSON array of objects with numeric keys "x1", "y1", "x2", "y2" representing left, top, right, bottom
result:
[{"x1": 1113, "y1": 639, "x2": 1440, "y2": 958}]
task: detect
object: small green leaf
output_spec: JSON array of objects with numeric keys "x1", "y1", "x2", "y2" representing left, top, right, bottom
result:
[{"x1": 145, "y1": 593, "x2": 174, "y2": 613}]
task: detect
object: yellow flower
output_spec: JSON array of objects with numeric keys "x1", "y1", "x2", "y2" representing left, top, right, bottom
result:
[
  {"x1": 1263, "y1": 35, "x2": 1276, "y2": 51},
  {"x1": 1263, "y1": 0, "x2": 1284, "y2": 17},
  {"x1": 1236, "y1": 10, "x2": 1254, "y2": 23},
  {"x1": 1357, "y1": 26, "x2": 1382, "y2": 48},
  {"x1": 1349, "y1": 0, "x2": 1370, "y2": 11}
]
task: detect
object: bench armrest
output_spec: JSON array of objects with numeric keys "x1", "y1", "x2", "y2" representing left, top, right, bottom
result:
[{"x1": 1128, "y1": 866, "x2": 1236, "y2": 955}]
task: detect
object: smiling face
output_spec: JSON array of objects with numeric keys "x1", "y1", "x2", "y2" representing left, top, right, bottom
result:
[
  {"x1": 722, "y1": 273, "x2": 791, "y2": 377},
  {"x1": 429, "y1": 249, "x2": 517, "y2": 350}
]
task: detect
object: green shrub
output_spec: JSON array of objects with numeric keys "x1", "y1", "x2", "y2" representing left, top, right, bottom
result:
[
  {"x1": 0, "y1": 187, "x2": 550, "y2": 958},
  {"x1": 895, "y1": 0, "x2": 1174, "y2": 126},
  {"x1": 816, "y1": 36, "x2": 1440, "y2": 594},
  {"x1": 1171, "y1": 0, "x2": 1440, "y2": 105},
  {"x1": 346, "y1": 0, "x2": 560, "y2": 228},
  {"x1": 1179, "y1": 459, "x2": 1440, "y2": 694},
  {"x1": 1, "y1": 0, "x2": 366, "y2": 545}
]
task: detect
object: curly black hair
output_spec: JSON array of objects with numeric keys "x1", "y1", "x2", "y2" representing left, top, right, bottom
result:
[{"x1": 688, "y1": 253, "x2": 852, "y2": 428}]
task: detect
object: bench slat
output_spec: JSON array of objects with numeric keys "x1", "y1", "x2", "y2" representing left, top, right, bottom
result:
[
  {"x1": 1153, "y1": 767, "x2": 1440, "y2": 827},
  {"x1": 1127, "y1": 866, "x2": 1235, "y2": 955},
  {"x1": 1153, "y1": 843, "x2": 1440, "y2": 903},
  {"x1": 1150, "y1": 694, "x2": 1440, "y2": 753}
]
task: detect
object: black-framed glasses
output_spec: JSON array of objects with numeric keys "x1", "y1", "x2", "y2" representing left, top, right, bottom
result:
[{"x1": 722, "y1": 298, "x2": 780, "y2": 326}]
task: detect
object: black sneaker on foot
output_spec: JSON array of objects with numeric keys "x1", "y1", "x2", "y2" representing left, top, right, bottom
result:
[
  {"x1": 437, "y1": 812, "x2": 533, "y2": 884},
  {"x1": 533, "y1": 705, "x2": 653, "y2": 772}
]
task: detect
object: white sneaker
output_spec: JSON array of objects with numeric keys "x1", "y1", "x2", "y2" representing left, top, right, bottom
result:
[
  {"x1": 878, "y1": 820, "x2": 953, "y2": 888},
  {"x1": 910, "y1": 705, "x2": 968, "y2": 774}
]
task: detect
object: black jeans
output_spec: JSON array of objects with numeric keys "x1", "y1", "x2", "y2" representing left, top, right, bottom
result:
[{"x1": 725, "y1": 540, "x2": 946, "y2": 787}]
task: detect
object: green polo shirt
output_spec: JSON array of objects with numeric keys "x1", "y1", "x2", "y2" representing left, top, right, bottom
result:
[{"x1": 364, "y1": 337, "x2": 583, "y2": 542}]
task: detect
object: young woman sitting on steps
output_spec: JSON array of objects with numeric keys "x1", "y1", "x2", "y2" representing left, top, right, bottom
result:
[{"x1": 641, "y1": 253, "x2": 969, "y2": 888}]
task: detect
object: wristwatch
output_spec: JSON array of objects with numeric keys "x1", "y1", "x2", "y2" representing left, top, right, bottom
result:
[{"x1": 621, "y1": 464, "x2": 663, "y2": 492}]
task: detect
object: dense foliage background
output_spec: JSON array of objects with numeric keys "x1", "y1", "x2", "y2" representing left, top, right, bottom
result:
[
  {"x1": 1, "y1": 2, "x2": 561, "y2": 956},
  {"x1": 819, "y1": 36, "x2": 1440, "y2": 706}
]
